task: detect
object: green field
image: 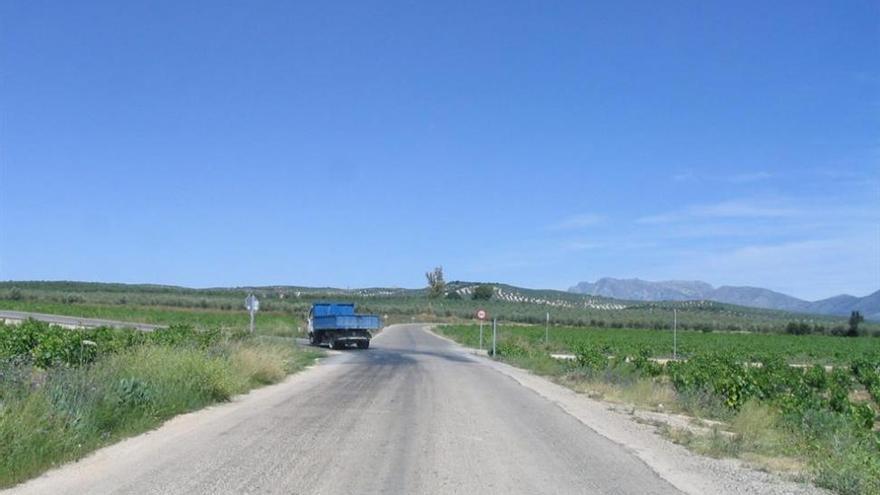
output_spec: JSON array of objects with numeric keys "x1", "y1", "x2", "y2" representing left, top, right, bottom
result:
[{"x1": 440, "y1": 324, "x2": 880, "y2": 365}]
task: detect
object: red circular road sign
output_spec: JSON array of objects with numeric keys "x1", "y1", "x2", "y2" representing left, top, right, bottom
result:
[{"x1": 476, "y1": 309, "x2": 487, "y2": 320}]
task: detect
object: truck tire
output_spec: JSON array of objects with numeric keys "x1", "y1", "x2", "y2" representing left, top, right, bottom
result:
[{"x1": 357, "y1": 340, "x2": 370, "y2": 349}]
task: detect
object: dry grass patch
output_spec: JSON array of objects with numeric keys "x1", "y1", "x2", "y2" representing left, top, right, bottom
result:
[
  {"x1": 658, "y1": 401, "x2": 810, "y2": 478},
  {"x1": 740, "y1": 452, "x2": 806, "y2": 474},
  {"x1": 230, "y1": 344, "x2": 289, "y2": 385},
  {"x1": 617, "y1": 378, "x2": 677, "y2": 410},
  {"x1": 559, "y1": 375, "x2": 618, "y2": 400},
  {"x1": 729, "y1": 400, "x2": 786, "y2": 454},
  {"x1": 557, "y1": 374, "x2": 677, "y2": 413}
]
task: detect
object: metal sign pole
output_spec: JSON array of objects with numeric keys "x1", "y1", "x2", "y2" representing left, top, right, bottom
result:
[
  {"x1": 673, "y1": 308, "x2": 677, "y2": 360},
  {"x1": 492, "y1": 318, "x2": 497, "y2": 356},
  {"x1": 479, "y1": 320, "x2": 484, "y2": 350},
  {"x1": 245, "y1": 293, "x2": 259, "y2": 334},
  {"x1": 545, "y1": 311, "x2": 549, "y2": 343}
]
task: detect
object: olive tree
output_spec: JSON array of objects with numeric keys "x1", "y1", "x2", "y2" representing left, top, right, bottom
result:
[
  {"x1": 472, "y1": 284, "x2": 494, "y2": 301},
  {"x1": 425, "y1": 266, "x2": 446, "y2": 299}
]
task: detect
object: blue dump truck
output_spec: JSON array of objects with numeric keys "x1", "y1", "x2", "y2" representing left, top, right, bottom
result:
[{"x1": 307, "y1": 302, "x2": 381, "y2": 349}]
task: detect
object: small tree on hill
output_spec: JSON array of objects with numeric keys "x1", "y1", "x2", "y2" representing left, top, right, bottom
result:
[
  {"x1": 472, "y1": 284, "x2": 494, "y2": 301},
  {"x1": 425, "y1": 266, "x2": 446, "y2": 299},
  {"x1": 847, "y1": 311, "x2": 864, "y2": 337}
]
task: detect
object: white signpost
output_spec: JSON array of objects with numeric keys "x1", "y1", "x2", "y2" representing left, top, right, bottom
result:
[
  {"x1": 245, "y1": 293, "x2": 260, "y2": 333},
  {"x1": 545, "y1": 311, "x2": 550, "y2": 343},
  {"x1": 476, "y1": 309, "x2": 487, "y2": 350}
]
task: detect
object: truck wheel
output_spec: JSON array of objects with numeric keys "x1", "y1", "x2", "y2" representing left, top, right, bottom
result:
[{"x1": 357, "y1": 341, "x2": 370, "y2": 349}]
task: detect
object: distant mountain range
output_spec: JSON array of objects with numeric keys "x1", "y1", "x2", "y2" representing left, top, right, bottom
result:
[{"x1": 569, "y1": 278, "x2": 880, "y2": 320}]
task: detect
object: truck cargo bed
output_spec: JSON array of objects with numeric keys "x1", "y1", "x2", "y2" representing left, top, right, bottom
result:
[{"x1": 310, "y1": 314, "x2": 381, "y2": 331}]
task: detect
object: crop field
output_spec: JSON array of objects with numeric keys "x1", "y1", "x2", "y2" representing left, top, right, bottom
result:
[
  {"x1": 440, "y1": 324, "x2": 880, "y2": 365},
  {"x1": 437, "y1": 323, "x2": 880, "y2": 494}
]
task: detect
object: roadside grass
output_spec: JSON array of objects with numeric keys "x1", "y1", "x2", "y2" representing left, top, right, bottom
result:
[
  {"x1": 228, "y1": 341, "x2": 316, "y2": 384},
  {"x1": 436, "y1": 324, "x2": 880, "y2": 495},
  {"x1": 0, "y1": 333, "x2": 321, "y2": 488},
  {"x1": 558, "y1": 373, "x2": 680, "y2": 422},
  {"x1": 660, "y1": 400, "x2": 794, "y2": 466},
  {"x1": 730, "y1": 400, "x2": 786, "y2": 454}
]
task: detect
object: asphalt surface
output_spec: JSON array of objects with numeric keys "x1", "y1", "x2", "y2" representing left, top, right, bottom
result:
[
  {"x1": 8, "y1": 324, "x2": 682, "y2": 495},
  {"x1": 0, "y1": 310, "x2": 164, "y2": 331}
]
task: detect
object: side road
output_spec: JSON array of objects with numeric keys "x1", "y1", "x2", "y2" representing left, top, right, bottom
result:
[{"x1": 0, "y1": 310, "x2": 164, "y2": 331}]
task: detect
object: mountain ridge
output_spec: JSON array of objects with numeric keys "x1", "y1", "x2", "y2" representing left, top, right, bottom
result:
[{"x1": 569, "y1": 278, "x2": 880, "y2": 320}]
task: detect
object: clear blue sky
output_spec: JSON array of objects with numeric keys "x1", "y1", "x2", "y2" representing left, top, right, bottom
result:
[{"x1": 1, "y1": 1, "x2": 878, "y2": 300}]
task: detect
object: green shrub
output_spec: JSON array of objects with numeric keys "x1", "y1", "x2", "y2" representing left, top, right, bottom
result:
[
  {"x1": 0, "y1": 320, "x2": 225, "y2": 369},
  {"x1": 802, "y1": 409, "x2": 880, "y2": 495},
  {"x1": 496, "y1": 340, "x2": 529, "y2": 358},
  {"x1": 572, "y1": 343, "x2": 607, "y2": 372}
]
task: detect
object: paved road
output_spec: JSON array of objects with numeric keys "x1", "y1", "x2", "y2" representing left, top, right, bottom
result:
[
  {"x1": 0, "y1": 310, "x2": 164, "y2": 331},
  {"x1": 8, "y1": 324, "x2": 681, "y2": 495}
]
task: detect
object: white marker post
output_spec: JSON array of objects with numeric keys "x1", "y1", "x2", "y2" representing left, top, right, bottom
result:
[
  {"x1": 80, "y1": 339, "x2": 97, "y2": 367},
  {"x1": 245, "y1": 294, "x2": 260, "y2": 333}
]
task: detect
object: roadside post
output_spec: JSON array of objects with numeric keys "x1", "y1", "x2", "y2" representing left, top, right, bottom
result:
[
  {"x1": 492, "y1": 318, "x2": 497, "y2": 357},
  {"x1": 476, "y1": 309, "x2": 487, "y2": 350},
  {"x1": 673, "y1": 308, "x2": 677, "y2": 360},
  {"x1": 545, "y1": 311, "x2": 550, "y2": 343},
  {"x1": 245, "y1": 293, "x2": 260, "y2": 333},
  {"x1": 80, "y1": 339, "x2": 96, "y2": 367}
]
